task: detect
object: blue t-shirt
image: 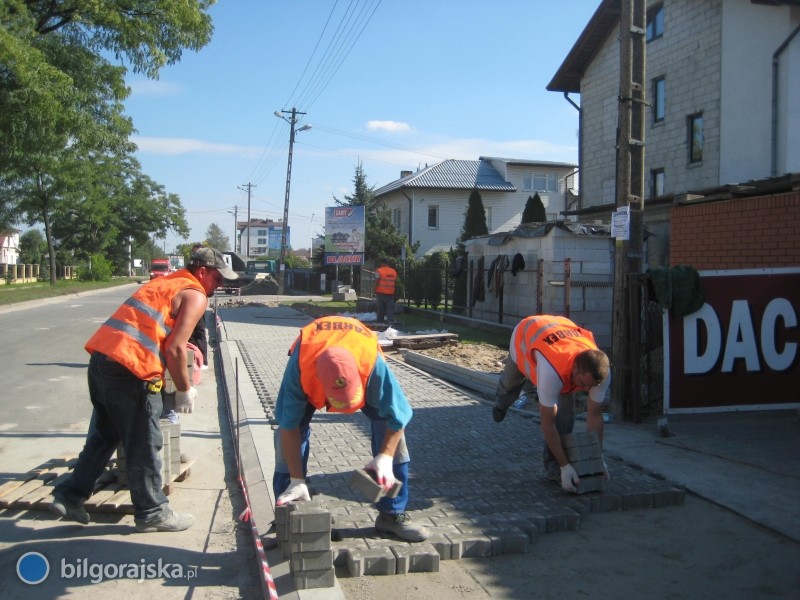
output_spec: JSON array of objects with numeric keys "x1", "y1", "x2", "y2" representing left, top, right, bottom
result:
[{"x1": 275, "y1": 347, "x2": 412, "y2": 431}]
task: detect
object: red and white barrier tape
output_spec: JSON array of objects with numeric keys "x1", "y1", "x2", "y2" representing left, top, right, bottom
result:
[{"x1": 238, "y1": 474, "x2": 279, "y2": 600}]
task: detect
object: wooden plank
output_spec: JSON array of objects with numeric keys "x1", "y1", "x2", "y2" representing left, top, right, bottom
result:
[
  {"x1": 83, "y1": 483, "x2": 124, "y2": 510},
  {"x1": 100, "y1": 489, "x2": 133, "y2": 513},
  {"x1": 0, "y1": 472, "x2": 59, "y2": 507},
  {"x1": 15, "y1": 468, "x2": 73, "y2": 508}
]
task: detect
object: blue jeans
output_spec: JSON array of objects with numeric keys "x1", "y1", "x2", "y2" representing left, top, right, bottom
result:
[
  {"x1": 55, "y1": 352, "x2": 170, "y2": 522},
  {"x1": 273, "y1": 402, "x2": 411, "y2": 514}
]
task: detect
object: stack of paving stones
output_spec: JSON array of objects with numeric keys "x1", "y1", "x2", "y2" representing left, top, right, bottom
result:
[
  {"x1": 562, "y1": 431, "x2": 607, "y2": 494},
  {"x1": 219, "y1": 306, "x2": 686, "y2": 582},
  {"x1": 275, "y1": 502, "x2": 336, "y2": 589},
  {"x1": 116, "y1": 420, "x2": 180, "y2": 488}
]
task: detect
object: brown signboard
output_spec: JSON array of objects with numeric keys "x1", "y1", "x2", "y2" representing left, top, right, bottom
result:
[{"x1": 665, "y1": 268, "x2": 800, "y2": 413}]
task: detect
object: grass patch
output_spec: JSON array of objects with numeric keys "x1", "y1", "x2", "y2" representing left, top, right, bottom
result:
[
  {"x1": 0, "y1": 278, "x2": 138, "y2": 306},
  {"x1": 287, "y1": 300, "x2": 509, "y2": 348}
]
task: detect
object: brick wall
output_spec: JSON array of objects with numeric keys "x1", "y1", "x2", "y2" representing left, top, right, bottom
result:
[{"x1": 670, "y1": 191, "x2": 800, "y2": 269}]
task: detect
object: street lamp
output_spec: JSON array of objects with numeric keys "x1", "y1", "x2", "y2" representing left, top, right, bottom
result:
[
  {"x1": 275, "y1": 107, "x2": 311, "y2": 295},
  {"x1": 227, "y1": 207, "x2": 238, "y2": 253}
]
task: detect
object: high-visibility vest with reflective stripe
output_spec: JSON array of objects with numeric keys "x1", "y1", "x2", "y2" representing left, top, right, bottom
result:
[
  {"x1": 511, "y1": 315, "x2": 598, "y2": 394},
  {"x1": 374, "y1": 265, "x2": 397, "y2": 295},
  {"x1": 85, "y1": 270, "x2": 204, "y2": 381},
  {"x1": 296, "y1": 316, "x2": 380, "y2": 411}
]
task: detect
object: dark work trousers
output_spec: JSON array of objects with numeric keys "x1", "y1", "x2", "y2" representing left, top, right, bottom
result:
[
  {"x1": 55, "y1": 353, "x2": 170, "y2": 523},
  {"x1": 189, "y1": 313, "x2": 208, "y2": 365},
  {"x1": 495, "y1": 356, "x2": 575, "y2": 478}
]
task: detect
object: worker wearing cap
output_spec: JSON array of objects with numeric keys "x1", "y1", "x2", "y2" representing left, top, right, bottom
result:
[
  {"x1": 51, "y1": 247, "x2": 238, "y2": 532},
  {"x1": 273, "y1": 315, "x2": 429, "y2": 543},
  {"x1": 492, "y1": 315, "x2": 611, "y2": 493}
]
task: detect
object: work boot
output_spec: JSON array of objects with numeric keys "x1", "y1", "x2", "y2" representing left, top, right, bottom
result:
[
  {"x1": 375, "y1": 512, "x2": 429, "y2": 542},
  {"x1": 50, "y1": 490, "x2": 90, "y2": 525},
  {"x1": 135, "y1": 511, "x2": 194, "y2": 533}
]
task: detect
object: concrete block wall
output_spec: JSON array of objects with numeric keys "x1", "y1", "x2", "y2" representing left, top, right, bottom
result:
[{"x1": 670, "y1": 191, "x2": 800, "y2": 269}]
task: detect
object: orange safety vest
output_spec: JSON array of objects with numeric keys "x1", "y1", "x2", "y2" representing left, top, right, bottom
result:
[
  {"x1": 374, "y1": 265, "x2": 397, "y2": 295},
  {"x1": 296, "y1": 316, "x2": 380, "y2": 412},
  {"x1": 85, "y1": 270, "x2": 204, "y2": 381},
  {"x1": 512, "y1": 315, "x2": 598, "y2": 394}
]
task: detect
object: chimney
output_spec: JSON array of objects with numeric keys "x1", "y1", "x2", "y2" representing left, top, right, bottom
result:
[{"x1": 401, "y1": 170, "x2": 412, "y2": 178}]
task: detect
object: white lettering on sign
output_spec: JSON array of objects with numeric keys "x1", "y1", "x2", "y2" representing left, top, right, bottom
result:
[{"x1": 684, "y1": 298, "x2": 798, "y2": 374}]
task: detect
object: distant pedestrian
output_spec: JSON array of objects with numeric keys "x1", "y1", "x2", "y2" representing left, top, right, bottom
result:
[
  {"x1": 374, "y1": 257, "x2": 397, "y2": 324},
  {"x1": 492, "y1": 315, "x2": 611, "y2": 492},
  {"x1": 272, "y1": 315, "x2": 429, "y2": 542},
  {"x1": 51, "y1": 247, "x2": 238, "y2": 531}
]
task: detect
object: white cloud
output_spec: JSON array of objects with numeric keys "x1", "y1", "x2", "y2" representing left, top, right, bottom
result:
[
  {"x1": 131, "y1": 136, "x2": 261, "y2": 156},
  {"x1": 366, "y1": 120, "x2": 412, "y2": 133},
  {"x1": 128, "y1": 79, "x2": 182, "y2": 97}
]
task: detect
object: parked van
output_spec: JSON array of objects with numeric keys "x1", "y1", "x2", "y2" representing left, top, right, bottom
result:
[{"x1": 149, "y1": 258, "x2": 172, "y2": 280}]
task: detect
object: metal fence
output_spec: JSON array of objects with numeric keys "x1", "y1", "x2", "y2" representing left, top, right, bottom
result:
[{"x1": 359, "y1": 258, "x2": 665, "y2": 419}]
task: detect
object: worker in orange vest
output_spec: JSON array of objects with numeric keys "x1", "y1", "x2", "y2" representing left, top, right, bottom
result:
[
  {"x1": 374, "y1": 257, "x2": 397, "y2": 324},
  {"x1": 51, "y1": 247, "x2": 238, "y2": 532},
  {"x1": 273, "y1": 315, "x2": 428, "y2": 543},
  {"x1": 493, "y1": 315, "x2": 611, "y2": 493}
]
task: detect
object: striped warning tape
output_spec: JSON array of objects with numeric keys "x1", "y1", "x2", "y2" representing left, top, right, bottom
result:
[{"x1": 238, "y1": 476, "x2": 278, "y2": 600}]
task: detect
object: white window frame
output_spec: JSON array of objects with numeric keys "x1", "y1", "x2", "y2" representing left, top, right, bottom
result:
[
  {"x1": 392, "y1": 208, "x2": 401, "y2": 230},
  {"x1": 523, "y1": 172, "x2": 558, "y2": 192},
  {"x1": 427, "y1": 205, "x2": 439, "y2": 229},
  {"x1": 647, "y1": 3, "x2": 664, "y2": 42},
  {"x1": 653, "y1": 76, "x2": 666, "y2": 123}
]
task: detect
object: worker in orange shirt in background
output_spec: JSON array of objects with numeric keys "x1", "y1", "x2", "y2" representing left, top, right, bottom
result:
[{"x1": 374, "y1": 257, "x2": 398, "y2": 324}]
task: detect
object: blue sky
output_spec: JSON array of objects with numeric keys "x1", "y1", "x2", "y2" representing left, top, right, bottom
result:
[{"x1": 124, "y1": 0, "x2": 600, "y2": 254}]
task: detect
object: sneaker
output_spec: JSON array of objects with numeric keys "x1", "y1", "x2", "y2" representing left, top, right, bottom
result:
[
  {"x1": 135, "y1": 511, "x2": 194, "y2": 533},
  {"x1": 50, "y1": 491, "x2": 90, "y2": 525},
  {"x1": 375, "y1": 512, "x2": 429, "y2": 543},
  {"x1": 200, "y1": 365, "x2": 209, "y2": 371}
]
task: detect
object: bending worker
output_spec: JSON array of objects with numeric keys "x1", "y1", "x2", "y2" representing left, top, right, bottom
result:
[
  {"x1": 493, "y1": 315, "x2": 611, "y2": 493},
  {"x1": 52, "y1": 247, "x2": 238, "y2": 531},
  {"x1": 272, "y1": 315, "x2": 428, "y2": 543},
  {"x1": 374, "y1": 257, "x2": 397, "y2": 324}
]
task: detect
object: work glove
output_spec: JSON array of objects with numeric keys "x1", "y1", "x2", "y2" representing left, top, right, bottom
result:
[
  {"x1": 276, "y1": 478, "x2": 310, "y2": 505},
  {"x1": 492, "y1": 406, "x2": 507, "y2": 423},
  {"x1": 365, "y1": 453, "x2": 396, "y2": 491},
  {"x1": 560, "y1": 463, "x2": 580, "y2": 493},
  {"x1": 175, "y1": 387, "x2": 198, "y2": 414}
]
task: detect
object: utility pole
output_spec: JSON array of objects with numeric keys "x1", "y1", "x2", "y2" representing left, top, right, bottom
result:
[
  {"x1": 275, "y1": 107, "x2": 310, "y2": 295},
  {"x1": 611, "y1": 0, "x2": 647, "y2": 421},
  {"x1": 238, "y1": 184, "x2": 255, "y2": 258}
]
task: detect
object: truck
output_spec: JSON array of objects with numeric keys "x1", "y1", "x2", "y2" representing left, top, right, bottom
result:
[{"x1": 149, "y1": 258, "x2": 173, "y2": 280}]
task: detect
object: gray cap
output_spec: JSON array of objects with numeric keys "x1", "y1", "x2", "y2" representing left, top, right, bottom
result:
[{"x1": 189, "y1": 247, "x2": 239, "y2": 280}]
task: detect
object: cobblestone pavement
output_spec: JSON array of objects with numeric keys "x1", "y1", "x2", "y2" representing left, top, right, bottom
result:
[{"x1": 218, "y1": 305, "x2": 684, "y2": 578}]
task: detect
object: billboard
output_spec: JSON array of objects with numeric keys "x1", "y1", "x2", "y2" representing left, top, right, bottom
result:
[
  {"x1": 324, "y1": 205, "x2": 365, "y2": 265},
  {"x1": 664, "y1": 268, "x2": 800, "y2": 413},
  {"x1": 268, "y1": 227, "x2": 287, "y2": 251}
]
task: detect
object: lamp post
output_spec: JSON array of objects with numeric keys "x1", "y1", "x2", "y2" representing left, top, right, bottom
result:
[
  {"x1": 227, "y1": 207, "x2": 238, "y2": 253},
  {"x1": 275, "y1": 107, "x2": 310, "y2": 295}
]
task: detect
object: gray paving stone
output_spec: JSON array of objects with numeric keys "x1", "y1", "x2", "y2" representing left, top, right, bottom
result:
[{"x1": 220, "y1": 306, "x2": 687, "y2": 581}]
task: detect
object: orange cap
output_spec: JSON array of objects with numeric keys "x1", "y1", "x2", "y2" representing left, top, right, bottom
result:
[{"x1": 316, "y1": 346, "x2": 364, "y2": 413}]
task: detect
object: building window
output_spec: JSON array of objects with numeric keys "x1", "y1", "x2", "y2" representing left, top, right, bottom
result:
[
  {"x1": 257, "y1": 238, "x2": 267, "y2": 245},
  {"x1": 652, "y1": 76, "x2": 666, "y2": 123},
  {"x1": 646, "y1": 4, "x2": 664, "y2": 42},
  {"x1": 651, "y1": 168, "x2": 665, "y2": 199},
  {"x1": 427, "y1": 205, "x2": 439, "y2": 229},
  {"x1": 688, "y1": 113, "x2": 703, "y2": 163},
  {"x1": 257, "y1": 229, "x2": 267, "y2": 236},
  {"x1": 392, "y1": 208, "x2": 401, "y2": 230},
  {"x1": 523, "y1": 172, "x2": 558, "y2": 192}
]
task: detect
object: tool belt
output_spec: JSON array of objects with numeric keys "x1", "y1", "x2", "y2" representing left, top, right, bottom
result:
[{"x1": 146, "y1": 379, "x2": 164, "y2": 393}]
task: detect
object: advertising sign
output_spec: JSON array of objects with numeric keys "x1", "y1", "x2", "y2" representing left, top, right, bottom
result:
[
  {"x1": 324, "y1": 205, "x2": 365, "y2": 265},
  {"x1": 664, "y1": 268, "x2": 800, "y2": 413},
  {"x1": 268, "y1": 227, "x2": 287, "y2": 251}
]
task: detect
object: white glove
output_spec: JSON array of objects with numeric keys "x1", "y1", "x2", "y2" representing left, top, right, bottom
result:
[
  {"x1": 175, "y1": 387, "x2": 198, "y2": 414},
  {"x1": 276, "y1": 478, "x2": 310, "y2": 505},
  {"x1": 365, "y1": 453, "x2": 396, "y2": 491},
  {"x1": 560, "y1": 463, "x2": 580, "y2": 493}
]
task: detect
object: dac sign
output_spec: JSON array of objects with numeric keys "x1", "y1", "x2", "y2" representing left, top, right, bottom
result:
[{"x1": 665, "y1": 268, "x2": 800, "y2": 413}]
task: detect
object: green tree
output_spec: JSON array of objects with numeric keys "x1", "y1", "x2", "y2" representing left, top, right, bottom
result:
[
  {"x1": 461, "y1": 188, "x2": 489, "y2": 242},
  {"x1": 0, "y1": 0, "x2": 213, "y2": 281},
  {"x1": 451, "y1": 188, "x2": 489, "y2": 312},
  {"x1": 521, "y1": 192, "x2": 547, "y2": 223},
  {"x1": 18, "y1": 229, "x2": 47, "y2": 266},
  {"x1": 205, "y1": 223, "x2": 229, "y2": 251}
]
